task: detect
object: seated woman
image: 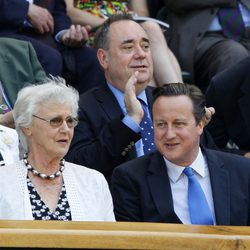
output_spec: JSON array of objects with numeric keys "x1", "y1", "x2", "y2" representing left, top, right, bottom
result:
[
  {"x1": 0, "y1": 77, "x2": 115, "y2": 221},
  {"x1": 65, "y1": 0, "x2": 183, "y2": 86}
]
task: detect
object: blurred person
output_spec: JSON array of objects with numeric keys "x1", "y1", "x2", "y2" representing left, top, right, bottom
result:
[
  {"x1": 162, "y1": 0, "x2": 250, "y2": 92},
  {"x1": 0, "y1": 77, "x2": 114, "y2": 221},
  {"x1": 206, "y1": 56, "x2": 250, "y2": 157},
  {"x1": 112, "y1": 83, "x2": 250, "y2": 225},
  {"x1": 0, "y1": 0, "x2": 105, "y2": 93}
]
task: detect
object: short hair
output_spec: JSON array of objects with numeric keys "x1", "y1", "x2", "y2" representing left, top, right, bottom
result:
[
  {"x1": 152, "y1": 83, "x2": 206, "y2": 124},
  {"x1": 13, "y1": 77, "x2": 79, "y2": 153},
  {"x1": 94, "y1": 13, "x2": 134, "y2": 50}
]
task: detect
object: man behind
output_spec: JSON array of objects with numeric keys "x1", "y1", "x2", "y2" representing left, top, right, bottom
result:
[
  {"x1": 112, "y1": 83, "x2": 250, "y2": 225},
  {"x1": 66, "y1": 14, "x2": 215, "y2": 184}
]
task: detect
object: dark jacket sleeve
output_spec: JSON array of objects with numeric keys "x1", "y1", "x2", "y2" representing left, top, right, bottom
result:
[
  {"x1": 0, "y1": 0, "x2": 29, "y2": 29},
  {"x1": 65, "y1": 89, "x2": 141, "y2": 182},
  {"x1": 53, "y1": 0, "x2": 71, "y2": 35}
]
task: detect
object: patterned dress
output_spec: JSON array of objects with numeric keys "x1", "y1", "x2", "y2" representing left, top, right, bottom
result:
[
  {"x1": 74, "y1": 0, "x2": 129, "y2": 45},
  {"x1": 27, "y1": 177, "x2": 72, "y2": 221}
]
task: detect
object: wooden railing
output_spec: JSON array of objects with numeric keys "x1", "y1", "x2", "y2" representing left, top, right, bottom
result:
[{"x1": 0, "y1": 220, "x2": 249, "y2": 249}]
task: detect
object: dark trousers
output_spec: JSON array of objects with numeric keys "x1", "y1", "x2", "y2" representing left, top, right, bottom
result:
[
  {"x1": 194, "y1": 29, "x2": 250, "y2": 92},
  {"x1": 0, "y1": 32, "x2": 105, "y2": 94}
]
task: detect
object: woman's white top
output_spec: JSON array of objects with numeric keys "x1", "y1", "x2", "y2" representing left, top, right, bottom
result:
[
  {"x1": 0, "y1": 125, "x2": 19, "y2": 164},
  {"x1": 0, "y1": 160, "x2": 115, "y2": 221}
]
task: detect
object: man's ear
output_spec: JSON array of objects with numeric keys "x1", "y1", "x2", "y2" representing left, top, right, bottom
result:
[
  {"x1": 198, "y1": 119, "x2": 205, "y2": 136},
  {"x1": 97, "y1": 48, "x2": 108, "y2": 70}
]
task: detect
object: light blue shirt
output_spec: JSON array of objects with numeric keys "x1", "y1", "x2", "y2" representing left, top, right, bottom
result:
[
  {"x1": 208, "y1": 2, "x2": 250, "y2": 31},
  {"x1": 164, "y1": 148, "x2": 216, "y2": 224},
  {"x1": 107, "y1": 83, "x2": 151, "y2": 157}
]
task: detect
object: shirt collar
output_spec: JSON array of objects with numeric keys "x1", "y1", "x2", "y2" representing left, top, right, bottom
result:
[{"x1": 164, "y1": 147, "x2": 206, "y2": 183}]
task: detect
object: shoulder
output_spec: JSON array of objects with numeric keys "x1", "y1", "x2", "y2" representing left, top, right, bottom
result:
[{"x1": 205, "y1": 148, "x2": 250, "y2": 170}]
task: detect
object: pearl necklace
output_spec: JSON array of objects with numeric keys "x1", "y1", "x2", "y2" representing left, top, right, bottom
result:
[{"x1": 23, "y1": 153, "x2": 65, "y2": 180}]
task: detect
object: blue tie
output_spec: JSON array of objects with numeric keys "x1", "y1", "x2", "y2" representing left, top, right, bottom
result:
[
  {"x1": 183, "y1": 167, "x2": 214, "y2": 225},
  {"x1": 218, "y1": 5, "x2": 245, "y2": 41},
  {"x1": 139, "y1": 101, "x2": 156, "y2": 154}
]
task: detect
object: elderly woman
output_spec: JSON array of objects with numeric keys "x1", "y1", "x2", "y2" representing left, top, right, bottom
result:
[{"x1": 0, "y1": 77, "x2": 115, "y2": 221}]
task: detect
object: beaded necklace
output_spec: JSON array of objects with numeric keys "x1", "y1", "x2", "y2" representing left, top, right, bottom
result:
[{"x1": 23, "y1": 153, "x2": 65, "y2": 180}]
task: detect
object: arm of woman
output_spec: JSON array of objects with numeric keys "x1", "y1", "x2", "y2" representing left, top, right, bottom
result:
[
  {"x1": 64, "y1": 0, "x2": 104, "y2": 28},
  {"x1": 128, "y1": 0, "x2": 149, "y2": 17}
]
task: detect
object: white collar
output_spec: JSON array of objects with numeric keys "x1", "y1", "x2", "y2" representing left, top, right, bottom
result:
[{"x1": 164, "y1": 147, "x2": 206, "y2": 183}]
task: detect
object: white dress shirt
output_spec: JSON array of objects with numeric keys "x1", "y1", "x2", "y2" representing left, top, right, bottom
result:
[{"x1": 164, "y1": 147, "x2": 216, "y2": 224}]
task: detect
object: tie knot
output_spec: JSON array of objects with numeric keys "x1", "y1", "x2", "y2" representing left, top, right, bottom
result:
[{"x1": 183, "y1": 167, "x2": 194, "y2": 177}]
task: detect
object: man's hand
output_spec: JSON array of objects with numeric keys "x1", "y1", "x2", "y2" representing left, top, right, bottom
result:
[
  {"x1": 27, "y1": 4, "x2": 54, "y2": 34},
  {"x1": 61, "y1": 25, "x2": 89, "y2": 47},
  {"x1": 204, "y1": 107, "x2": 215, "y2": 126},
  {"x1": 124, "y1": 71, "x2": 144, "y2": 125}
]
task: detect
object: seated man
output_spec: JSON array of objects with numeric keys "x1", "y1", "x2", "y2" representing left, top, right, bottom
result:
[
  {"x1": 0, "y1": 0, "x2": 105, "y2": 93},
  {"x1": 65, "y1": 14, "x2": 216, "y2": 184},
  {"x1": 162, "y1": 0, "x2": 250, "y2": 91},
  {"x1": 112, "y1": 82, "x2": 250, "y2": 225},
  {"x1": 206, "y1": 56, "x2": 250, "y2": 157}
]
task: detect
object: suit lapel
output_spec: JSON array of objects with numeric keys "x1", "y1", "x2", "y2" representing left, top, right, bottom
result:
[
  {"x1": 95, "y1": 85, "x2": 124, "y2": 121},
  {"x1": 94, "y1": 85, "x2": 137, "y2": 159},
  {"x1": 147, "y1": 152, "x2": 181, "y2": 223},
  {"x1": 204, "y1": 149, "x2": 230, "y2": 225}
]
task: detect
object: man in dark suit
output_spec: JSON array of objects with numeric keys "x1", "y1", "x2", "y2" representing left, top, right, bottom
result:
[
  {"x1": 0, "y1": 0, "x2": 105, "y2": 93},
  {"x1": 163, "y1": 0, "x2": 250, "y2": 91},
  {"x1": 206, "y1": 56, "x2": 250, "y2": 157},
  {"x1": 111, "y1": 83, "x2": 250, "y2": 225},
  {"x1": 66, "y1": 14, "x2": 216, "y2": 184}
]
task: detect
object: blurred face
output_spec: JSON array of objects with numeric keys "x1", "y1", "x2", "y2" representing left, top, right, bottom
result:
[
  {"x1": 25, "y1": 104, "x2": 76, "y2": 160},
  {"x1": 153, "y1": 95, "x2": 204, "y2": 166},
  {"x1": 98, "y1": 20, "x2": 153, "y2": 94}
]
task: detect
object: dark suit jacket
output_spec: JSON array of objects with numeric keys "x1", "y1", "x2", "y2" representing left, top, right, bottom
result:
[
  {"x1": 206, "y1": 56, "x2": 250, "y2": 155},
  {"x1": 0, "y1": 0, "x2": 71, "y2": 40},
  {"x1": 66, "y1": 84, "x2": 217, "y2": 183},
  {"x1": 111, "y1": 148, "x2": 250, "y2": 225},
  {"x1": 163, "y1": 0, "x2": 250, "y2": 74},
  {"x1": 66, "y1": 84, "x2": 152, "y2": 183}
]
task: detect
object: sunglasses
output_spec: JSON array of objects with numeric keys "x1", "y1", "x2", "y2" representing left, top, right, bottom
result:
[{"x1": 33, "y1": 114, "x2": 78, "y2": 128}]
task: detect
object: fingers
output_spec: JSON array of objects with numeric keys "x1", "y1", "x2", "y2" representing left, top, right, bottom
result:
[
  {"x1": 28, "y1": 4, "x2": 54, "y2": 34},
  {"x1": 204, "y1": 106, "x2": 215, "y2": 126},
  {"x1": 62, "y1": 25, "x2": 89, "y2": 47},
  {"x1": 124, "y1": 72, "x2": 144, "y2": 124},
  {"x1": 124, "y1": 71, "x2": 139, "y2": 96}
]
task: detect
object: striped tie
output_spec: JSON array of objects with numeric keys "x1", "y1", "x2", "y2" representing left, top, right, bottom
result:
[{"x1": 218, "y1": 5, "x2": 245, "y2": 41}]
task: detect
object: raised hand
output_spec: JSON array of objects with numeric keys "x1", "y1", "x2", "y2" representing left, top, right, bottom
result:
[{"x1": 124, "y1": 71, "x2": 144, "y2": 125}]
